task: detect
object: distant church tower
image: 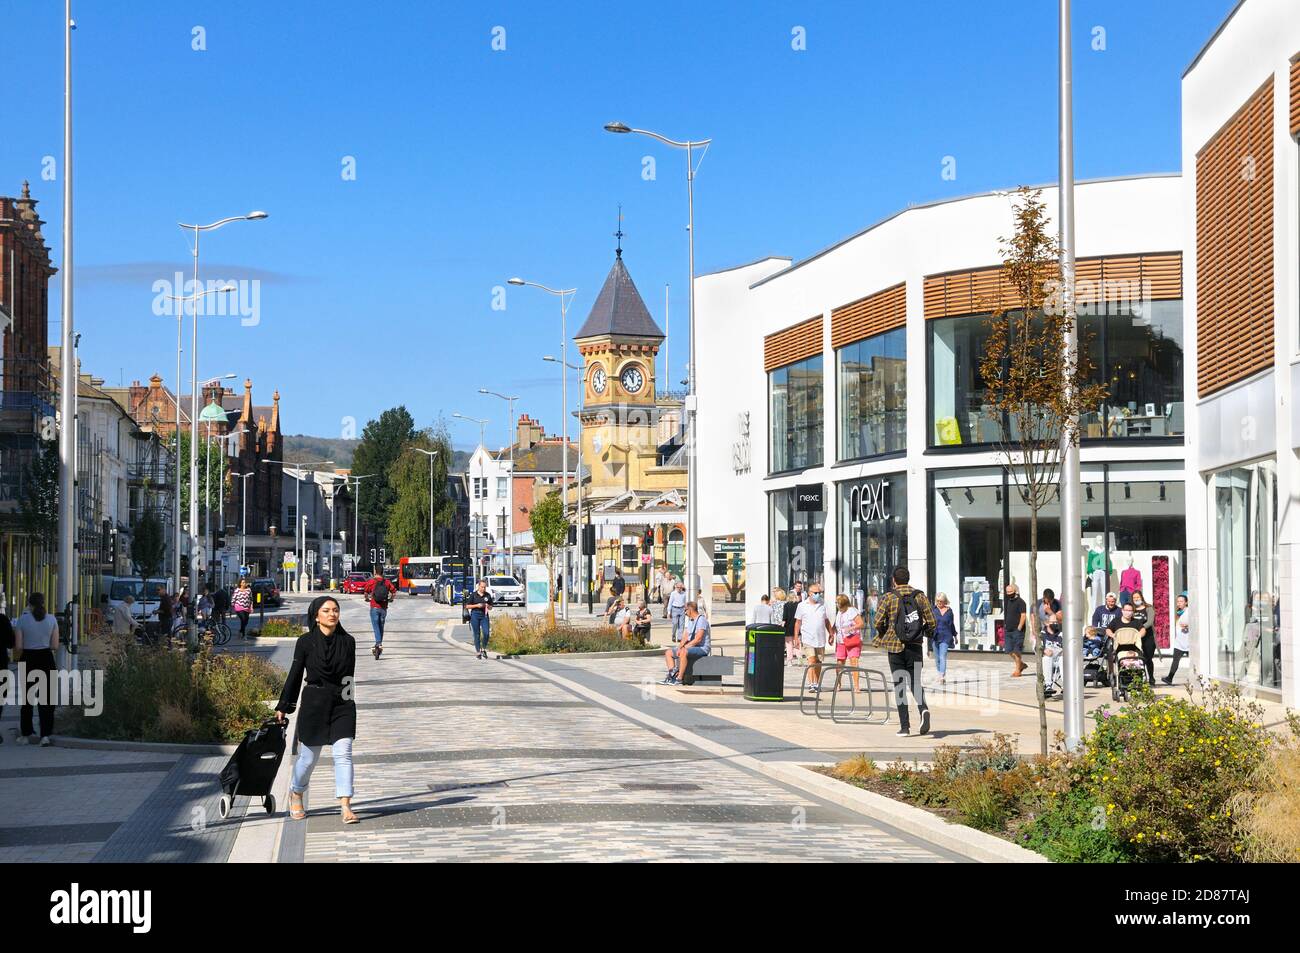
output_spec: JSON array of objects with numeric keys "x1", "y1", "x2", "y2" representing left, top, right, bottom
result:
[{"x1": 573, "y1": 233, "x2": 665, "y2": 494}]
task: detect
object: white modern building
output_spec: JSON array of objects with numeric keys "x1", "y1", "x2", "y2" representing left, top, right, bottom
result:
[
  {"x1": 1181, "y1": 0, "x2": 1299, "y2": 706},
  {"x1": 695, "y1": 174, "x2": 1188, "y2": 656},
  {"x1": 466, "y1": 442, "x2": 513, "y2": 572}
]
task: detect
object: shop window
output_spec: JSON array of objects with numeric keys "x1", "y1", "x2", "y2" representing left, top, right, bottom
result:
[
  {"x1": 666, "y1": 528, "x2": 685, "y2": 577},
  {"x1": 1212, "y1": 460, "x2": 1280, "y2": 690},
  {"x1": 770, "y1": 487, "x2": 825, "y2": 591},
  {"x1": 838, "y1": 328, "x2": 906, "y2": 460},
  {"x1": 770, "y1": 355, "x2": 823, "y2": 472},
  {"x1": 838, "y1": 474, "x2": 907, "y2": 618}
]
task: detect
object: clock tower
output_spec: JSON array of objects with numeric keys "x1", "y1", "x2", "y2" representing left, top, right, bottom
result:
[{"x1": 573, "y1": 244, "x2": 665, "y2": 493}]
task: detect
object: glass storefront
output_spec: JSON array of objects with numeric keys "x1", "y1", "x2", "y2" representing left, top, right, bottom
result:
[
  {"x1": 770, "y1": 486, "x2": 825, "y2": 591},
  {"x1": 838, "y1": 473, "x2": 907, "y2": 612},
  {"x1": 1212, "y1": 459, "x2": 1280, "y2": 691},
  {"x1": 770, "y1": 355, "x2": 823, "y2": 472},
  {"x1": 837, "y1": 328, "x2": 906, "y2": 459},
  {"x1": 929, "y1": 301, "x2": 1184, "y2": 448},
  {"x1": 931, "y1": 464, "x2": 1185, "y2": 650}
]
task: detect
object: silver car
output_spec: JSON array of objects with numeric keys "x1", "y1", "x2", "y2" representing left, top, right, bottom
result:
[{"x1": 485, "y1": 575, "x2": 525, "y2": 606}]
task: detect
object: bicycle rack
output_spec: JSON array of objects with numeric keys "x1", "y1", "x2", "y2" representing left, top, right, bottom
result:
[{"x1": 799, "y1": 662, "x2": 892, "y2": 724}]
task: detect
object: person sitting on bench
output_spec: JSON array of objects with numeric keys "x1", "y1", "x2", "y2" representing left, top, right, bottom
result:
[{"x1": 662, "y1": 602, "x2": 710, "y2": 685}]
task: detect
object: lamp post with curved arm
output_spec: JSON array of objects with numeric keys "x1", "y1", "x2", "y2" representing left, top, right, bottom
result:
[
  {"x1": 544, "y1": 356, "x2": 587, "y2": 612},
  {"x1": 478, "y1": 389, "x2": 518, "y2": 575},
  {"x1": 178, "y1": 210, "x2": 267, "y2": 642},
  {"x1": 508, "y1": 278, "x2": 576, "y2": 619},
  {"x1": 604, "y1": 122, "x2": 710, "y2": 605},
  {"x1": 453, "y1": 413, "x2": 489, "y2": 585},
  {"x1": 407, "y1": 447, "x2": 440, "y2": 557}
]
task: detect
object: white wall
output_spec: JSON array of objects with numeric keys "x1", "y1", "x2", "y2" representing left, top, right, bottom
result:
[{"x1": 1182, "y1": 0, "x2": 1300, "y2": 706}]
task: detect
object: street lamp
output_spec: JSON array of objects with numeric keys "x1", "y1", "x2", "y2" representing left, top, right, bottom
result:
[
  {"x1": 478, "y1": 389, "x2": 518, "y2": 575},
  {"x1": 543, "y1": 355, "x2": 588, "y2": 611},
  {"x1": 452, "y1": 413, "x2": 489, "y2": 584},
  {"x1": 604, "y1": 121, "x2": 710, "y2": 605},
  {"x1": 508, "y1": 277, "x2": 577, "y2": 619},
  {"x1": 263, "y1": 458, "x2": 331, "y2": 591},
  {"x1": 160, "y1": 291, "x2": 234, "y2": 592},
  {"x1": 347, "y1": 474, "x2": 376, "y2": 564},
  {"x1": 178, "y1": 210, "x2": 267, "y2": 643},
  {"x1": 407, "y1": 447, "x2": 440, "y2": 557},
  {"x1": 232, "y1": 470, "x2": 255, "y2": 568}
]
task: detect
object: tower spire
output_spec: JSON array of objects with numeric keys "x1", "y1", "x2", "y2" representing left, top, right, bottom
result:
[{"x1": 614, "y1": 204, "x2": 624, "y2": 259}]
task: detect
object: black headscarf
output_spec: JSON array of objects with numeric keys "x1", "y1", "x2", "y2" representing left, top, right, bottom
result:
[{"x1": 307, "y1": 596, "x2": 350, "y2": 674}]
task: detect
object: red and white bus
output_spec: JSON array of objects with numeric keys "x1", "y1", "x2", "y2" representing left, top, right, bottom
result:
[{"x1": 397, "y1": 555, "x2": 441, "y2": 595}]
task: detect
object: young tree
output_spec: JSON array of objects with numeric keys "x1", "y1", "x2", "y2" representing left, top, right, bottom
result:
[
  {"x1": 20, "y1": 437, "x2": 59, "y2": 548},
  {"x1": 387, "y1": 426, "x2": 456, "y2": 559},
  {"x1": 168, "y1": 430, "x2": 224, "y2": 519},
  {"x1": 131, "y1": 508, "x2": 167, "y2": 581},
  {"x1": 351, "y1": 406, "x2": 417, "y2": 543},
  {"x1": 529, "y1": 490, "x2": 569, "y2": 628},
  {"x1": 977, "y1": 188, "x2": 1108, "y2": 756}
]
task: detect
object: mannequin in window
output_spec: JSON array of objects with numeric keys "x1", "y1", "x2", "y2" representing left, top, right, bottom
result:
[
  {"x1": 1085, "y1": 536, "x2": 1109, "y2": 610},
  {"x1": 1119, "y1": 555, "x2": 1142, "y2": 606}
]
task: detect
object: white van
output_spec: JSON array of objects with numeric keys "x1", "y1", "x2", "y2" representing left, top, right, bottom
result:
[{"x1": 106, "y1": 577, "x2": 170, "y2": 622}]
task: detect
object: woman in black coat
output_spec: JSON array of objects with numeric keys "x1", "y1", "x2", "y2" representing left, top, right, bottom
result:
[{"x1": 276, "y1": 596, "x2": 358, "y2": 824}]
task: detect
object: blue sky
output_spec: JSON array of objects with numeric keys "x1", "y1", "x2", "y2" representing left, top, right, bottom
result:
[{"x1": 3, "y1": 0, "x2": 1234, "y2": 449}]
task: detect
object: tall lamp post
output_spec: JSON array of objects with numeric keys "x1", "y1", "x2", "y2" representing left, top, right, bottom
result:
[
  {"x1": 508, "y1": 277, "x2": 576, "y2": 618},
  {"x1": 160, "y1": 289, "x2": 234, "y2": 592},
  {"x1": 1058, "y1": 0, "x2": 1084, "y2": 751},
  {"x1": 263, "y1": 459, "x2": 332, "y2": 592},
  {"x1": 232, "y1": 470, "x2": 255, "y2": 568},
  {"x1": 348, "y1": 473, "x2": 375, "y2": 564},
  {"x1": 57, "y1": 1, "x2": 76, "y2": 668},
  {"x1": 604, "y1": 122, "x2": 710, "y2": 605},
  {"x1": 478, "y1": 389, "x2": 518, "y2": 575},
  {"x1": 543, "y1": 356, "x2": 586, "y2": 611},
  {"x1": 408, "y1": 447, "x2": 440, "y2": 557},
  {"x1": 179, "y1": 209, "x2": 266, "y2": 643},
  {"x1": 452, "y1": 413, "x2": 489, "y2": 584}
]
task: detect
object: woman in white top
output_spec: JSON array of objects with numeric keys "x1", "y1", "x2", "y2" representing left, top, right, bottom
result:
[{"x1": 15, "y1": 592, "x2": 60, "y2": 746}]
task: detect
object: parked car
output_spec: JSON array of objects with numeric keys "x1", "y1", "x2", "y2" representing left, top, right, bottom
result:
[
  {"x1": 485, "y1": 574, "x2": 525, "y2": 607},
  {"x1": 341, "y1": 572, "x2": 370, "y2": 594},
  {"x1": 434, "y1": 572, "x2": 466, "y2": 605},
  {"x1": 251, "y1": 577, "x2": 282, "y2": 608}
]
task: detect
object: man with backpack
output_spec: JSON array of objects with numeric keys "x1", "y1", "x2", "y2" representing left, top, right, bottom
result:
[
  {"x1": 873, "y1": 565, "x2": 936, "y2": 736},
  {"x1": 365, "y1": 568, "x2": 396, "y2": 659}
]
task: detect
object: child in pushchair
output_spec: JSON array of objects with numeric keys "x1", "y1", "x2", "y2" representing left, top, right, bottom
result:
[
  {"x1": 1106, "y1": 605, "x2": 1147, "y2": 701},
  {"x1": 1082, "y1": 627, "x2": 1108, "y2": 687}
]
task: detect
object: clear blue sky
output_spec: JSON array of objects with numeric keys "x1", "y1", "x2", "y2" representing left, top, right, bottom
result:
[{"x1": 4, "y1": 0, "x2": 1234, "y2": 449}]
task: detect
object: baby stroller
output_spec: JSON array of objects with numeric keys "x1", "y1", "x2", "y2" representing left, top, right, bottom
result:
[
  {"x1": 1108, "y1": 625, "x2": 1147, "y2": 702},
  {"x1": 1082, "y1": 629, "x2": 1109, "y2": 688},
  {"x1": 218, "y1": 718, "x2": 286, "y2": 818}
]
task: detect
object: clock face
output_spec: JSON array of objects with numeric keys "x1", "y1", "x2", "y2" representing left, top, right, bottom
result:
[
  {"x1": 620, "y1": 365, "x2": 645, "y2": 394},
  {"x1": 590, "y1": 367, "x2": 607, "y2": 395}
]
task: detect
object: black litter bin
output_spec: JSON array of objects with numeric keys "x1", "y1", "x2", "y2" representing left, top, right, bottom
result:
[{"x1": 744, "y1": 623, "x2": 786, "y2": 701}]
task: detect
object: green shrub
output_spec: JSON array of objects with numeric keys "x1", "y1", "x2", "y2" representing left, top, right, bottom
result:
[
  {"x1": 489, "y1": 614, "x2": 649, "y2": 655},
  {"x1": 1020, "y1": 787, "x2": 1131, "y2": 863},
  {"x1": 68, "y1": 641, "x2": 283, "y2": 744},
  {"x1": 250, "y1": 617, "x2": 305, "y2": 639}
]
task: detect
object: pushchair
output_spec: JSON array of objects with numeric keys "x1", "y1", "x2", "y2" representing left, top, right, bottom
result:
[
  {"x1": 218, "y1": 718, "x2": 286, "y2": 818},
  {"x1": 1082, "y1": 628, "x2": 1109, "y2": 687},
  {"x1": 1108, "y1": 625, "x2": 1147, "y2": 701}
]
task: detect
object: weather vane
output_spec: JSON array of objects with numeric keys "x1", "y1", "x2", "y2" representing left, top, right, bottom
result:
[{"x1": 615, "y1": 204, "x2": 624, "y2": 258}]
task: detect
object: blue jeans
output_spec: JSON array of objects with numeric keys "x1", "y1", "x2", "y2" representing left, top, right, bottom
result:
[
  {"x1": 669, "y1": 609, "x2": 685, "y2": 642},
  {"x1": 369, "y1": 607, "x2": 386, "y2": 645},
  {"x1": 290, "y1": 737, "x2": 354, "y2": 799},
  {"x1": 932, "y1": 639, "x2": 949, "y2": 675},
  {"x1": 470, "y1": 611, "x2": 490, "y2": 652}
]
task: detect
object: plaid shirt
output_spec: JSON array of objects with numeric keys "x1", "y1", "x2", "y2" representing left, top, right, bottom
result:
[{"x1": 873, "y1": 585, "x2": 937, "y2": 653}]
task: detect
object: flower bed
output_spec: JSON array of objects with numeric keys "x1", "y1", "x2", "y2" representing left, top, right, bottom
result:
[
  {"x1": 823, "y1": 683, "x2": 1299, "y2": 863},
  {"x1": 488, "y1": 614, "x2": 651, "y2": 655}
]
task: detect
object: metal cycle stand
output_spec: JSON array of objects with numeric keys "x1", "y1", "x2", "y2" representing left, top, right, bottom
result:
[{"x1": 827, "y1": 665, "x2": 892, "y2": 724}]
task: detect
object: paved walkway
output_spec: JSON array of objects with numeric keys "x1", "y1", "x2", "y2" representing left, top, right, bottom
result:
[{"x1": 281, "y1": 597, "x2": 962, "y2": 862}]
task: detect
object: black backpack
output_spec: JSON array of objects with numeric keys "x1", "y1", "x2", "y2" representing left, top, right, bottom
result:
[
  {"x1": 895, "y1": 590, "x2": 926, "y2": 644},
  {"x1": 372, "y1": 580, "x2": 389, "y2": 607}
]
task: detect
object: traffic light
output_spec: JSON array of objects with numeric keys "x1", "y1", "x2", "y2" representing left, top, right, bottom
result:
[
  {"x1": 567, "y1": 525, "x2": 577, "y2": 547},
  {"x1": 643, "y1": 528, "x2": 654, "y2": 552},
  {"x1": 583, "y1": 524, "x2": 596, "y2": 556},
  {"x1": 214, "y1": 525, "x2": 226, "y2": 550}
]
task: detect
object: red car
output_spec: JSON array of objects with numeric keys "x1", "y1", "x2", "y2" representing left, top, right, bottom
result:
[{"x1": 341, "y1": 572, "x2": 370, "y2": 594}]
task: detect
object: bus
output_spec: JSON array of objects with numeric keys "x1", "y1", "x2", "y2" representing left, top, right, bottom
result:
[{"x1": 397, "y1": 556, "x2": 441, "y2": 595}]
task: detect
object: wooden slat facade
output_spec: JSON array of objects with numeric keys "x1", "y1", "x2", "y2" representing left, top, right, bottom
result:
[
  {"x1": 1195, "y1": 79, "x2": 1275, "y2": 397},
  {"x1": 922, "y1": 253, "x2": 1183, "y2": 321},
  {"x1": 830, "y1": 282, "x2": 906, "y2": 349},
  {"x1": 1291, "y1": 57, "x2": 1300, "y2": 138},
  {"x1": 763, "y1": 316, "x2": 824, "y2": 372}
]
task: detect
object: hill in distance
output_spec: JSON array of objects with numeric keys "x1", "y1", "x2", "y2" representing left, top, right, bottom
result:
[{"x1": 283, "y1": 434, "x2": 471, "y2": 473}]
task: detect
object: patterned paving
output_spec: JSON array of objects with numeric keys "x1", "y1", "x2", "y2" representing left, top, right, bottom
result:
[{"x1": 289, "y1": 599, "x2": 963, "y2": 863}]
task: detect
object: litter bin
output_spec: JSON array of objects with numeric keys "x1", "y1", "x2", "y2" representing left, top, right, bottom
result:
[{"x1": 744, "y1": 623, "x2": 786, "y2": 701}]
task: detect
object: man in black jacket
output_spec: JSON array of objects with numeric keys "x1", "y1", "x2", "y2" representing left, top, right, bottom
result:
[{"x1": 1003, "y1": 583, "x2": 1028, "y2": 677}]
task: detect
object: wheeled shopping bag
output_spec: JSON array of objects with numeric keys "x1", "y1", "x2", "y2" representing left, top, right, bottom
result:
[{"x1": 217, "y1": 718, "x2": 286, "y2": 818}]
